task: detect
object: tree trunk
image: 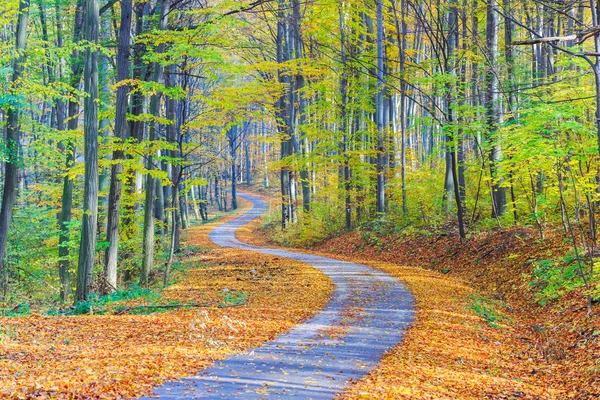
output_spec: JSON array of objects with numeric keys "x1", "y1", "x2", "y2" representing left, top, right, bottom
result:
[
  {"x1": 0, "y1": 0, "x2": 30, "y2": 293},
  {"x1": 75, "y1": 0, "x2": 100, "y2": 302},
  {"x1": 56, "y1": 0, "x2": 84, "y2": 301},
  {"x1": 245, "y1": 137, "x2": 251, "y2": 186},
  {"x1": 262, "y1": 120, "x2": 269, "y2": 188},
  {"x1": 447, "y1": 0, "x2": 465, "y2": 238},
  {"x1": 104, "y1": 0, "x2": 132, "y2": 293},
  {"x1": 375, "y1": 0, "x2": 386, "y2": 215},
  {"x1": 229, "y1": 125, "x2": 238, "y2": 210},
  {"x1": 339, "y1": 6, "x2": 352, "y2": 230},
  {"x1": 141, "y1": 0, "x2": 169, "y2": 287},
  {"x1": 486, "y1": 0, "x2": 506, "y2": 218},
  {"x1": 166, "y1": 65, "x2": 181, "y2": 252},
  {"x1": 190, "y1": 183, "x2": 201, "y2": 221}
]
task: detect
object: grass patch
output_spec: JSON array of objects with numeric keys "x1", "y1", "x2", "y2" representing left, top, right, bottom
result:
[
  {"x1": 220, "y1": 290, "x2": 247, "y2": 307},
  {"x1": 0, "y1": 303, "x2": 31, "y2": 317},
  {"x1": 46, "y1": 284, "x2": 164, "y2": 316},
  {"x1": 468, "y1": 294, "x2": 510, "y2": 329}
]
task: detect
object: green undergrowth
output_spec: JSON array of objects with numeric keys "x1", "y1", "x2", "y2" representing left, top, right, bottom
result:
[
  {"x1": 468, "y1": 294, "x2": 511, "y2": 329},
  {"x1": 46, "y1": 284, "x2": 162, "y2": 316},
  {"x1": 530, "y1": 252, "x2": 600, "y2": 306},
  {"x1": 0, "y1": 303, "x2": 31, "y2": 317},
  {"x1": 220, "y1": 290, "x2": 247, "y2": 307},
  {"x1": 0, "y1": 207, "x2": 236, "y2": 317},
  {"x1": 1, "y1": 232, "x2": 246, "y2": 317},
  {"x1": 261, "y1": 200, "x2": 345, "y2": 248}
]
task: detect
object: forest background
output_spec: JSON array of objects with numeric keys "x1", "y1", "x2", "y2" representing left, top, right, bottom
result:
[{"x1": 0, "y1": 0, "x2": 598, "y2": 396}]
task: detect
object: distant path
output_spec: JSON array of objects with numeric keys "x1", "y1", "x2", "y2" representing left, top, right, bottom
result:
[{"x1": 142, "y1": 192, "x2": 415, "y2": 399}]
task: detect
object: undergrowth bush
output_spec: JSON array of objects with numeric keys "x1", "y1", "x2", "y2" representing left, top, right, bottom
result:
[
  {"x1": 1, "y1": 205, "x2": 71, "y2": 305},
  {"x1": 220, "y1": 290, "x2": 247, "y2": 307},
  {"x1": 468, "y1": 294, "x2": 509, "y2": 328},
  {"x1": 0, "y1": 303, "x2": 31, "y2": 317},
  {"x1": 47, "y1": 284, "x2": 162, "y2": 316},
  {"x1": 262, "y1": 195, "x2": 345, "y2": 248},
  {"x1": 530, "y1": 254, "x2": 600, "y2": 305}
]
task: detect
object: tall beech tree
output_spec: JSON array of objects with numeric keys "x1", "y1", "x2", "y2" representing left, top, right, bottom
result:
[
  {"x1": 75, "y1": 0, "x2": 100, "y2": 301},
  {"x1": 57, "y1": 0, "x2": 85, "y2": 301},
  {"x1": 103, "y1": 0, "x2": 132, "y2": 292},
  {"x1": 0, "y1": 0, "x2": 30, "y2": 290}
]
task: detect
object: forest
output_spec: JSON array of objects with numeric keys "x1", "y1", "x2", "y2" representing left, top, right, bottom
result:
[{"x1": 0, "y1": 0, "x2": 599, "y2": 397}]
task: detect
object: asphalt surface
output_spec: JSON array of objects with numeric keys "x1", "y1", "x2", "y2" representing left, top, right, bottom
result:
[{"x1": 141, "y1": 192, "x2": 415, "y2": 399}]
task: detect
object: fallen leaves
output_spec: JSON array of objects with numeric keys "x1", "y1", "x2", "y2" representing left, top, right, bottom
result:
[
  {"x1": 337, "y1": 262, "x2": 560, "y2": 399},
  {"x1": 311, "y1": 226, "x2": 600, "y2": 399},
  {"x1": 0, "y1": 197, "x2": 333, "y2": 399},
  {"x1": 239, "y1": 189, "x2": 597, "y2": 399}
]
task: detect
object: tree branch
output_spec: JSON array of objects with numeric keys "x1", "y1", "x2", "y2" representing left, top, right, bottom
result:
[{"x1": 99, "y1": 0, "x2": 119, "y2": 16}]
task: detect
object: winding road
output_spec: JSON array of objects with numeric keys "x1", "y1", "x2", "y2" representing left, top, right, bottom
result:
[{"x1": 142, "y1": 192, "x2": 415, "y2": 399}]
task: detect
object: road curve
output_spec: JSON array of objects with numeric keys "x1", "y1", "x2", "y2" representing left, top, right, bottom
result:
[{"x1": 142, "y1": 192, "x2": 415, "y2": 399}]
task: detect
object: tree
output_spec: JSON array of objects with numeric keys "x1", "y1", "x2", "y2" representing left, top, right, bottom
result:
[
  {"x1": 485, "y1": 0, "x2": 506, "y2": 218},
  {"x1": 375, "y1": 0, "x2": 386, "y2": 215},
  {"x1": 141, "y1": 0, "x2": 170, "y2": 287},
  {"x1": 0, "y1": 0, "x2": 30, "y2": 291},
  {"x1": 104, "y1": 0, "x2": 133, "y2": 293},
  {"x1": 75, "y1": 0, "x2": 100, "y2": 301},
  {"x1": 57, "y1": 0, "x2": 85, "y2": 301}
]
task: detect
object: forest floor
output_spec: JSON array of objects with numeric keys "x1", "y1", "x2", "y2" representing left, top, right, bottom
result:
[
  {"x1": 1, "y1": 188, "x2": 597, "y2": 399},
  {"x1": 239, "y1": 187, "x2": 599, "y2": 399},
  {"x1": 0, "y1": 198, "x2": 333, "y2": 399},
  {"x1": 143, "y1": 191, "x2": 414, "y2": 398}
]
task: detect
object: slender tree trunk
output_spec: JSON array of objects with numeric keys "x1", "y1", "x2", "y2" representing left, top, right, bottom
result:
[
  {"x1": 154, "y1": 163, "x2": 166, "y2": 234},
  {"x1": 447, "y1": 0, "x2": 465, "y2": 238},
  {"x1": 164, "y1": 186, "x2": 178, "y2": 287},
  {"x1": 104, "y1": 0, "x2": 132, "y2": 292},
  {"x1": 486, "y1": 0, "x2": 506, "y2": 218},
  {"x1": 276, "y1": 4, "x2": 292, "y2": 228},
  {"x1": 56, "y1": 0, "x2": 83, "y2": 301},
  {"x1": 229, "y1": 125, "x2": 238, "y2": 210},
  {"x1": 165, "y1": 65, "x2": 181, "y2": 253},
  {"x1": 0, "y1": 0, "x2": 30, "y2": 293},
  {"x1": 375, "y1": 0, "x2": 386, "y2": 215},
  {"x1": 75, "y1": 0, "x2": 100, "y2": 302},
  {"x1": 503, "y1": 0, "x2": 518, "y2": 224},
  {"x1": 245, "y1": 137, "x2": 251, "y2": 186},
  {"x1": 399, "y1": 0, "x2": 408, "y2": 218},
  {"x1": 339, "y1": 6, "x2": 352, "y2": 230},
  {"x1": 290, "y1": 0, "x2": 310, "y2": 213},
  {"x1": 262, "y1": 120, "x2": 269, "y2": 188},
  {"x1": 141, "y1": 0, "x2": 169, "y2": 287}
]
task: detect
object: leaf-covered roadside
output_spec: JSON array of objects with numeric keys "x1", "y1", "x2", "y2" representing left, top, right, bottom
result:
[
  {"x1": 338, "y1": 261, "x2": 558, "y2": 399},
  {"x1": 0, "y1": 199, "x2": 333, "y2": 399},
  {"x1": 239, "y1": 190, "x2": 598, "y2": 399},
  {"x1": 318, "y1": 229, "x2": 599, "y2": 399}
]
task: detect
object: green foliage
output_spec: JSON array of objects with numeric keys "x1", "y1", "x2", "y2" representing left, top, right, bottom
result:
[
  {"x1": 530, "y1": 254, "x2": 598, "y2": 305},
  {"x1": 102, "y1": 284, "x2": 161, "y2": 304},
  {"x1": 70, "y1": 293, "x2": 104, "y2": 315},
  {"x1": 48, "y1": 285, "x2": 162, "y2": 316},
  {"x1": 360, "y1": 231, "x2": 383, "y2": 247},
  {"x1": 2, "y1": 204, "x2": 66, "y2": 305},
  {"x1": 0, "y1": 303, "x2": 31, "y2": 317},
  {"x1": 468, "y1": 294, "x2": 509, "y2": 329},
  {"x1": 262, "y1": 190, "x2": 345, "y2": 248},
  {"x1": 220, "y1": 290, "x2": 247, "y2": 307}
]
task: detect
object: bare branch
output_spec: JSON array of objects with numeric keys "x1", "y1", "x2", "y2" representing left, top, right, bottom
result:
[{"x1": 512, "y1": 35, "x2": 576, "y2": 45}]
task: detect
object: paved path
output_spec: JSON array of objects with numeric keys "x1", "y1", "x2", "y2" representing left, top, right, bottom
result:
[{"x1": 141, "y1": 192, "x2": 415, "y2": 399}]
